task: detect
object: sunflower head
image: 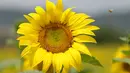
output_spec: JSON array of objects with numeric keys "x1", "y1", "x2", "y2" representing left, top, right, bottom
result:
[
  {"x1": 38, "y1": 23, "x2": 73, "y2": 53},
  {"x1": 17, "y1": 0, "x2": 99, "y2": 73},
  {"x1": 112, "y1": 44, "x2": 130, "y2": 73}
]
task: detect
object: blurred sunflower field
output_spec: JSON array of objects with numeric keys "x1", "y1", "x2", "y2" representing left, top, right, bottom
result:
[{"x1": 0, "y1": 0, "x2": 130, "y2": 73}]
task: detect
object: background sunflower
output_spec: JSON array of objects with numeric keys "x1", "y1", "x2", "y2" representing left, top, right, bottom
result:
[{"x1": 112, "y1": 44, "x2": 130, "y2": 73}]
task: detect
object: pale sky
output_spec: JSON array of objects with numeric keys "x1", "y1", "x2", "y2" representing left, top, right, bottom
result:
[{"x1": 0, "y1": 0, "x2": 130, "y2": 14}]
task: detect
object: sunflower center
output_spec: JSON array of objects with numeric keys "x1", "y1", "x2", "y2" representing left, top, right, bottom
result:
[
  {"x1": 122, "y1": 63, "x2": 130, "y2": 72},
  {"x1": 39, "y1": 24, "x2": 72, "y2": 53}
]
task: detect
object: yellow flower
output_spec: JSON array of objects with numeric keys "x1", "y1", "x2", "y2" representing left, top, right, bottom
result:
[
  {"x1": 112, "y1": 44, "x2": 130, "y2": 73},
  {"x1": 22, "y1": 55, "x2": 33, "y2": 70},
  {"x1": 17, "y1": 0, "x2": 99, "y2": 73}
]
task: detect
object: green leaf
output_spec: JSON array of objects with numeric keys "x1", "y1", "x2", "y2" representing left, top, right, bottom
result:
[
  {"x1": 122, "y1": 50, "x2": 130, "y2": 56},
  {"x1": 113, "y1": 58, "x2": 130, "y2": 64},
  {"x1": 81, "y1": 54, "x2": 103, "y2": 67}
]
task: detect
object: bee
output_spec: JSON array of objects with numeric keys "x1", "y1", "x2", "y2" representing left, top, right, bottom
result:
[{"x1": 109, "y1": 9, "x2": 114, "y2": 13}]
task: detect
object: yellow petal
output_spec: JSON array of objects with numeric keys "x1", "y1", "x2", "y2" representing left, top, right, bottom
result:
[
  {"x1": 23, "y1": 58, "x2": 32, "y2": 70},
  {"x1": 60, "y1": 8, "x2": 72, "y2": 23},
  {"x1": 17, "y1": 35, "x2": 38, "y2": 42},
  {"x1": 19, "y1": 23, "x2": 31, "y2": 28},
  {"x1": 56, "y1": 0, "x2": 63, "y2": 11},
  {"x1": 52, "y1": 54, "x2": 56, "y2": 70},
  {"x1": 55, "y1": 54, "x2": 63, "y2": 73},
  {"x1": 69, "y1": 14, "x2": 90, "y2": 28},
  {"x1": 28, "y1": 13, "x2": 40, "y2": 20},
  {"x1": 19, "y1": 40, "x2": 31, "y2": 46},
  {"x1": 73, "y1": 35, "x2": 97, "y2": 43},
  {"x1": 60, "y1": 8, "x2": 75, "y2": 23},
  {"x1": 69, "y1": 48, "x2": 81, "y2": 71},
  {"x1": 65, "y1": 49, "x2": 80, "y2": 71},
  {"x1": 28, "y1": 13, "x2": 46, "y2": 27},
  {"x1": 84, "y1": 25, "x2": 100, "y2": 30},
  {"x1": 40, "y1": 13, "x2": 51, "y2": 26},
  {"x1": 35, "y1": 6, "x2": 48, "y2": 26},
  {"x1": 17, "y1": 27, "x2": 37, "y2": 35},
  {"x1": 17, "y1": 35, "x2": 38, "y2": 47},
  {"x1": 52, "y1": 53, "x2": 63, "y2": 73},
  {"x1": 52, "y1": 53, "x2": 69, "y2": 73},
  {"x1": 24, "y1": 15, "x2": 41, "y2": 30},
  {"x1": 23, "y1": 44, "x2": 40, "y2": 67},
  {"x1": 72, "y1": 42, "x2": 91, "y2": 56},
  {"x1": 46, "y1": 0, "x2": 62, "y2": 22},
  {"x1": 71, "y1": 19, "x2": 95, "y2": 30},
  {"x1": 33, "y1": 48, "x2": 46, "y2": 67},
  {"x1": 17, "y1": 23, "x2": 38, "y2": 35},
  {"x1": 35, "y1": 6, "x2": 45, "y2": 15},
  {"x1": 21, "y1": 46, "x2": 31, "y2": 57},
  {"x1": 42, "y1": 52, "x2": 52, "y2": 72},
  {"x1": 21, "y1": 43, "x2": 40, "y2": 57},
  {"x1": 31, "y1": 43, "x2": 40, "y2": 48},
  {"x1": 24, "y1": 15, "x2": 33, "y2": 23},
  {"x1": 68, "y1": 13, "x2": 90, "y2": 26},
  {"x1": 72, "y1": 28, "x2": 95, "y2": 36},
  {"x1": 60, "y1": 53, "x2": 69, "y2": 70},
  {"x1": 46, "y1": 0, "x2": 56, "y2": 13},
  {"x1": 65, "y1": 11, "x2": 76, "y2": 24}
]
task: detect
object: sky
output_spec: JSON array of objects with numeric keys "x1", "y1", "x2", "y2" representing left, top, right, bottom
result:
[
  {"x1": 0, "y1": 0, "x2": 130, "y2": 37},
  {"x1": 0, "y1": 0, "x2": 130, "y2": 15}
]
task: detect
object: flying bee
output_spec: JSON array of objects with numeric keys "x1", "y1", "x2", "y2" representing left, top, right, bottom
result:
[{"x1": 109, "y1": 9, "x2": 114, "y2": 13}]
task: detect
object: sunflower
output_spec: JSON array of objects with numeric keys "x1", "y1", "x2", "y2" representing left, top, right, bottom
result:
[
  {"x1": 17, "y1": 0, "x2": 99, "y2": 73},
  {"x1": 112, "y1": 44, "x2": 130, "y2": 73}
]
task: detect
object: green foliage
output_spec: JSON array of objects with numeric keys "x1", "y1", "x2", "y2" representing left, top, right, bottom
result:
[
  {"x1": 81, "y1": 54, "x2": 103, "y2": 67},
  {"x1": 122, "y1": 50, "x2": 130, "y2": 56},
  {"x1": 113, "y1": 58, "x2": 130, "y2": 65},
  {"x1": 19, "y1": 70, "x2": 42, "y2": 73}
]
